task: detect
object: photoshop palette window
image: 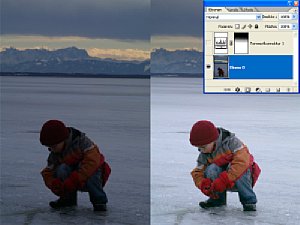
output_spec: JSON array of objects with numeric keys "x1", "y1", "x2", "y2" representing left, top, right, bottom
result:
[{"x1": 203, "y1": 0, "x2": 299, "y2": 93}]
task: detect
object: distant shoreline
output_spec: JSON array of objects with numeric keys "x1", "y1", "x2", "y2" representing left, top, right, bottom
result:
[
  {"x1": 151, "y1": 73, "x2": 202, "y2": 78},
  {"x1": 0, "y1": 72, "x2": 150, "y2": 79},
  {"x1": 0, "y1": 72, "x2": 203, "y2": 78}
]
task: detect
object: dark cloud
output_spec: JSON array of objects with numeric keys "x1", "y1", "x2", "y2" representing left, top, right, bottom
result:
[
  {"x1": 1, "y1": 0, "x2": 150, "y2": 40},
  {"x1": 151, "y1": 0, "x2": 203, "y2": 37}
]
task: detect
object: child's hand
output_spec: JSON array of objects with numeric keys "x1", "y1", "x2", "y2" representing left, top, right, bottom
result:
[
  {"x1": 51, "y1": 178, "x2": 64, "y2": 196},
  {"x1": 63, "y1": 171, "x2": 80, "y2": 193},
  {"x1": 200, "y1": 178, "x2": 213, "y2": 196},
  {"x1": 211, "y1": 171, "x2": 234, "y2": 193}
]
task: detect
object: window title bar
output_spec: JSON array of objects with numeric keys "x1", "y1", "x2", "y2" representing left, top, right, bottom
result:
[{"x1": 204, "y1": 0, "x2": 299, "y2": 7}]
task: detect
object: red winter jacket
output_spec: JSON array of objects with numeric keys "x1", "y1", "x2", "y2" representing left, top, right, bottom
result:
[
  {"x1": 191, "y1": 128, "x2": 261, "y2": 189},
  {"x1": 41, "y1": 127, "x2": 111, "y2": 189}
]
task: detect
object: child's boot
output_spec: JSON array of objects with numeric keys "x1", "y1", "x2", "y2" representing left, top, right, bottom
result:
[
  {"x1": 199, "y1": 192, "x2": 226, "y2": 209},
  {"x1": 93, "y1": 203, "x2": 107, "y2": 211},
  {"x1": 243, "y1": 203, "x2": 256, "y2": 211},
  {"x1": 49, "y1": 192, "x2": 77, "y2": 209}
]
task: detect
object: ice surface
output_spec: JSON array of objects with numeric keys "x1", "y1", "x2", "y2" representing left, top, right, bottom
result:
[
  {"x1": 1, "y1": 76, "x2": 300, "y2": 225},
  {"x1": 151, "y1": 78, "x2": 300, "y2": 225},
  {"x1": 0, "y1": 76, "x2": 150, "y2": 225}
]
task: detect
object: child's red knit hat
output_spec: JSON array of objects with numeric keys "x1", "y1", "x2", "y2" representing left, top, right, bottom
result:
[
  {"x1": 189, "y1": 120, "x2": 219, "y2": 146},
  {"x1": 40, "y1": 120, "x2": 69, "y2": 146}
]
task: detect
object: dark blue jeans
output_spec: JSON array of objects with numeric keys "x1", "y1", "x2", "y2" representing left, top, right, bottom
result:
[
  {"x1": 204, "y1": 163, "x2": 257, "y2": 205},
  {"x1": 55, "y1": 163, "x2": 108, "y2": 205}
]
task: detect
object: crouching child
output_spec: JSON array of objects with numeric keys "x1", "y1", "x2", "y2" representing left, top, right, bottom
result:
[
  {"x1": 190, "y1": 120, "x2": 261, "y2": 211},
  {"x1": 40, "y1": 120, "x2": 111, "y2": 211}
]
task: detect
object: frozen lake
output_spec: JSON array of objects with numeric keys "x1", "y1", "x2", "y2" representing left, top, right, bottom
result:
[
  {"x1": 151, "y1": 77, "x2": 300, "y2": 225},
  {"x1": 1, "y1": 76, "x2": 300, "y2": 225},
  {"x1": 0, "y1": 76, "x2": 150, "y2": 225}
]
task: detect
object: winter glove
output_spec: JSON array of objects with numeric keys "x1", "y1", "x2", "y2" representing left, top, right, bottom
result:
[
  {"x1": 51, "y1": 178, "x2": 64, "y2": 196},
  {"x1": 200, "y1": 178, "x2": 213, "y2": 196},
  {"x1": 63, "y1": 171, "x2": 80, "y2": 193},
  {"x1": 211, "y1": 171, "x2": 234, "y2": 193}
]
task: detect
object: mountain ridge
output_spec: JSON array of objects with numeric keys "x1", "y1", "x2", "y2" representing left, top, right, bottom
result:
[
  {"x1": 151, "y1": 48, "x2": 203, "y2": 74},
  {"x1": 0, "y1": 47, "x2": 203, "y2": 75},
  {"x1": 0, "y1": 47, "x2": 150, "y2": 75}
]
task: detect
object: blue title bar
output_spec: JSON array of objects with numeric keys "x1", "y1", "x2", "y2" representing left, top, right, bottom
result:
[
  {"x1": 204, "y1": 0, "x2": 298, "y2": 7},
  {"x1": 228, "y1": 55, "x2": 293, "y2": 79}
]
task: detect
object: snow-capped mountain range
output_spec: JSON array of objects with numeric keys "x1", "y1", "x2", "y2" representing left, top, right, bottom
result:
[
  {"x1": 0, "y1": 47, "x2": 150, "y2": 75},
  {"x1": 0, "y1": 47, "x2": 203, "y2": 75},
  {"x1": 151, "y1": 48, "x2": 203, "y2": 74}
]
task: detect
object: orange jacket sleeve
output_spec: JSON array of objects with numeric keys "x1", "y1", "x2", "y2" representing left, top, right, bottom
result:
[
  {"x1": 191, "y1": 165, "x2": 207, "y2": 189},
  {"x1": 77, "y1": 145, "x2": 104, "y2": 185},
  {"x1": 41, "y1": 166, "x2": 55, "y2": 190},
  {"x1": 227, "y1": 146, "x2": 253, "y2": 182}
]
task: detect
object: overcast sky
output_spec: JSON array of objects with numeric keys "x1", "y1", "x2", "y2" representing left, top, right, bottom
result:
[
  {"x1": 1, "y1": 0, "x2": 150, "y2": 40},
  {"x1": 152, "y1": 0, "x2": 203, "y2": 37},
  {"x1": 1, "y1": 0, "x2": 203, "y2": 59}
]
